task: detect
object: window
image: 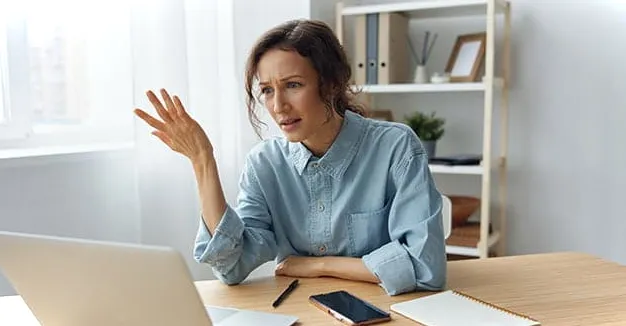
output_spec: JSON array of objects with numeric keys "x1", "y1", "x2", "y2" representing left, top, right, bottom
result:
[
  {"x1": 0, "y1": 53, "x2": 5, "y2": 124},
  {"x1": 0, "y1": 20, "x2": 29, "y2": 141},
  {"x1": 1, "y1": 24, "x2": 8, "y2": 124},
  {"x1": 0, "y1": 1, "x2": 135, "y2": 150},
  {"x1": 0, "y1": 69, "x2": 5, "y2": 124}
]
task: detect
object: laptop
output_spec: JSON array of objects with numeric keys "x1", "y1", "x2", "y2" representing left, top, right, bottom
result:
[{"x1": 0, "y1": 231, "x2": 298, "y2": 326}]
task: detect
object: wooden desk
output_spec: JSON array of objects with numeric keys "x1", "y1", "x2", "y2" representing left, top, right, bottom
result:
[{"x1": 196, "y1": 252, "x2": 626, "y2": 325}]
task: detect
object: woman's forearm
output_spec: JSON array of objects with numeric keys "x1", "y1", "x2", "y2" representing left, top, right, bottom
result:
[
  {"x1": 192, "y1": 153, "x2": 227, "y2": 234},
  {"x1": 321, "y1": 257, "x2": 380, "y2": 284}
]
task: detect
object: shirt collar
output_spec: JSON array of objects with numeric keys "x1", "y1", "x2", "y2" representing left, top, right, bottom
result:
[{"x1": 289, "y1": 110, "x2": 366, "y2": 179}]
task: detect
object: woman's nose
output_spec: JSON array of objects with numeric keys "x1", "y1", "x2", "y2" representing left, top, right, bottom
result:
[{"x1": 272, "y1": 91, "x2": 290, "y2": 113}]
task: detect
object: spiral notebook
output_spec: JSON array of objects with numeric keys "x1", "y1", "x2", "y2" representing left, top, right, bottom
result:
[{"x1": 390, "y1": 290, "x2": 540, "y2": 326}]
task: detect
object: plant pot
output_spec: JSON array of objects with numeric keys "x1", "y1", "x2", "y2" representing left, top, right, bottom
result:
[{"x1": 422, "y1": 140, "x2": 437, "y2": 159}]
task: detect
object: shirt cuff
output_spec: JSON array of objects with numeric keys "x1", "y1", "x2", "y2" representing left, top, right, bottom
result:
[
  {"x1": 193, "y1": 205, "x2": 245, "y2": 267},
  {"x1": 362, "y1": 240, "x2": 416, "y2": 295}
]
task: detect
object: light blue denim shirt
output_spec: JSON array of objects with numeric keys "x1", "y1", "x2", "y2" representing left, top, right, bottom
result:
[{"x1": 194, "y1": 110, "x2": 446, "y2": 295}]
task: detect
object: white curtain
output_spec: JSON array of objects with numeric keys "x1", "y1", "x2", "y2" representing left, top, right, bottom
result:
[
  {"x1": 131, "y1": 0, "x2": 251, "y2": 280},
  {"x1": 131, "y1": 0, "x2": 311, "y2": 280}
]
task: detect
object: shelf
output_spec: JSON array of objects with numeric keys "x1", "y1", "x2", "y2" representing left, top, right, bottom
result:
[
  {"x1": 446, "y1": 231, "x2": 500, "y2": 257},
  {"x1": 429, "y1": 164, "x2": 483, "y2": 175},
  {"x1": 341, "y1": 0, "x2": 508, "y2": 19},
  {"x1": 353, "y1": 79, "x2": 503, "y2": 94},
  {"x1": 445, "y1": 222, "x2": 500, "y2": 257}
]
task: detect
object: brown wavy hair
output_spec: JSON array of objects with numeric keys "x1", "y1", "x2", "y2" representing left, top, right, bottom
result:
[{"x1": 244, "y1": 19, "x2": 366, "y2": 138}]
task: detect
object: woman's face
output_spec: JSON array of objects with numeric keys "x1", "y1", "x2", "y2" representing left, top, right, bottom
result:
[{"x1": 257, "y1": 49, "x2": 338, "y2": 144}]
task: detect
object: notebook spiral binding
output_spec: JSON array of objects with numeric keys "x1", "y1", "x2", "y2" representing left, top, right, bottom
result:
[{"x1": 452, "y1": 291, "x2": 538, "y2": 322}]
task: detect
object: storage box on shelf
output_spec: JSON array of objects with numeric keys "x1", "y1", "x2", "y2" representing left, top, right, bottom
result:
[{"x1": 336, "y1": 0, "x2": 511, "y2": 258}]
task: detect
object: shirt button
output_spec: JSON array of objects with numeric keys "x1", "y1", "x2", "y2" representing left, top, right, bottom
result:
[
  {"x1": 311, "y1": 163, "x2": 319, "y2": 168},
  {"x1": 318, "y1": 203, "x2": 325, "y2": 211},
  {"x1": 319, "y1": 245, "x2": 327, "y2": 253}
]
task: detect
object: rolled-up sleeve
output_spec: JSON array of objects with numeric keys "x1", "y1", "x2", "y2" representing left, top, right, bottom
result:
[
  {"x1": 362, "y1": 140, "x2": 447, "y2": 295},
  {"x1": 193, "y1": 158, "x2": 277, "y2": 285}
]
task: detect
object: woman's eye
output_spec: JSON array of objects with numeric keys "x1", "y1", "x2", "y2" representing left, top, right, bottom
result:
[
  {"x1": 261, "y1": 87, "x2": 273, "y2": 95},
  {"x1": 286, "y1": 82, "x2": 301, "y2": 88}
]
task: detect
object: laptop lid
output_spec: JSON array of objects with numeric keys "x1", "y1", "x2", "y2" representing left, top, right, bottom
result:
[{"x1": 0, "y1": 231, "x2": 212, "y2": 326}]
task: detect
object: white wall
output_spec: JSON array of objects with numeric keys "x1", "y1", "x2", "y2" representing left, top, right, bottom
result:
[
  {"x1": 0, "y1": 151, "x2": 141, "y2": 295},
  {"x1": 340, "y1": 0, "x2": 626, "y2": 263},
  {"x1": 498, "y1": 0, "x2": 625, "y2": 261}
]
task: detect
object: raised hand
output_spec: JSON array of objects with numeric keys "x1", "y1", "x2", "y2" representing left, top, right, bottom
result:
[{"x1": 134, "y1": 89, "x2": 213, "y2": 163}]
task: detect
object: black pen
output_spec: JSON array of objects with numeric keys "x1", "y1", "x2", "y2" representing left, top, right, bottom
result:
[{"x1": 272, "y1": 279, "x2": 299, "y2": 308}]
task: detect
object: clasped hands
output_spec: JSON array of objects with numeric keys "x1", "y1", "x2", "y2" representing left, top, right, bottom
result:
[{"x1": 275, "y1": 256, "x2": 327, "y2": 278}]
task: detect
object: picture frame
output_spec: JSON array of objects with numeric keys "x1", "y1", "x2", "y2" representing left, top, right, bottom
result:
[
  {"x1": 445, "y1": 32, "x2": 486, "y2": 82},
  {"x1": 367, "y1": 110, "x2": 394, "y2": 121}
]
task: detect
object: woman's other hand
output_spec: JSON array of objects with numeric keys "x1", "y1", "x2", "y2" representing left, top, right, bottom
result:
[
  {"x1": 276, "y1": 256, "x2": 380, "y2": 284},
  {"x1": 134, "y1": 88, "x2": 213, "y2": 163},
  {"x1": 275, "y1": 256, "x2": 325, "y2": 278}
]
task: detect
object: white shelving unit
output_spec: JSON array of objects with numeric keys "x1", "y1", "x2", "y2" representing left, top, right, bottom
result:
[{"x1": 336, "y1": 0, "x2": 511, "y2": 259}]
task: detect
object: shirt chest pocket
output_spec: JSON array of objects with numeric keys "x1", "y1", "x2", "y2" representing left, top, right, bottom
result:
[{"x1": 346, "y1": 202, "x2": 391, "y2": 257}]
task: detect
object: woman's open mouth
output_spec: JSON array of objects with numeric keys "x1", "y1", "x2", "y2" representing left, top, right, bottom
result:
[{"x1": 279, "y1": 118, "x2": 302, "y2": 132}]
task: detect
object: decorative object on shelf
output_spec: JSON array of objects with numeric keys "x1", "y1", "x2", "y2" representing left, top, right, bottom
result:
[
  {"x1": 407, "y1": 31, "x2": 438, "y2": 84},
  {"x1": 367, "y1": 109, "x2": 394, "y2": 121},
  {"x1": 430, "y1": 72, "x2": 450, "y2": 84},
  {"x1": 445, "y1": 32, "x2": 486, "y2": 82},
  {"x1": 448, "y1": 195, "x2": 480, "y2": 227},
  {"x1": 404, "y1": 111, "x2": 445, "y2": 158},
  {"x1": 414, "y1": 65, "x2": 429, "y2": 84}
]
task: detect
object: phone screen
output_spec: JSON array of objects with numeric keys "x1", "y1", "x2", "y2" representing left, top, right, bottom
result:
[{"x1": 310, "y1": 290, "x2": 390, "y2": 324}]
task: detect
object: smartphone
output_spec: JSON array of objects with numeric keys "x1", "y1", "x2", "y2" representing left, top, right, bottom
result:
[{"x1": 309, "y1": 290, "x2": 391, "y2": 325}]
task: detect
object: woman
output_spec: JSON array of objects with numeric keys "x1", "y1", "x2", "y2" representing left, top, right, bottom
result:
[{"x1": 134, "y1": 19, "x2": 446, "y2": 296}]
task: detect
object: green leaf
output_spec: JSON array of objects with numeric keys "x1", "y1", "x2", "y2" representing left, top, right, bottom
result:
[{"x1": 403, "y1": 111, "x2": 445, "y2": 141}]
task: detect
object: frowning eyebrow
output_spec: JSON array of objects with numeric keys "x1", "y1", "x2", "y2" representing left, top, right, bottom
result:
[{"x1": 259, "y1": 74, "x2": 304, "y2": 85}]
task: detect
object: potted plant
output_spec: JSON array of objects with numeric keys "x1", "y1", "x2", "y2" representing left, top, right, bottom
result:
[{"x1": 404, "y1": 111, "x2": 445, "y2": 158}]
